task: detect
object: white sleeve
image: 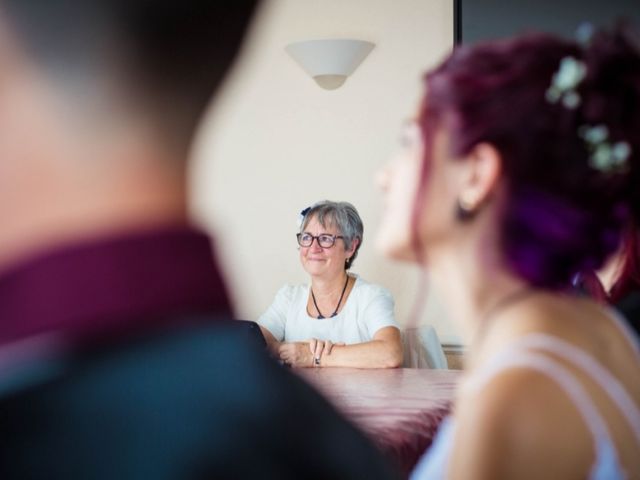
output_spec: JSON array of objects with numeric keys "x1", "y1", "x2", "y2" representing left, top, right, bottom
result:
[
  {"x1": 257, "y1": 285, "x2": 294, "y2": 342},
  {"x1": 361, "y1": 286, "x2": 400, "y2": 338}
]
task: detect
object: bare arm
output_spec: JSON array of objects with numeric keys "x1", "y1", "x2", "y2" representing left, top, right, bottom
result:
[
  {"x1": 276, "y1": 328, "x2": 403, "y2": 368},
  {"x1": 315, "y1": 327, "x2": 403, "y2": 369},
  {"x1": 259, "y1": 326, "x2": 281, "y2": 357}
]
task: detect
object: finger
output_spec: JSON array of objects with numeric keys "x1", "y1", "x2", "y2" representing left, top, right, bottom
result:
[
  {"x1": 311, "y1": 341, "x2": 322, "y2": 367},
  {"x1": 308, "y1": 338, "x2": 317, "y2": 355},
  {"x1": 325, "y1": 340, "x2": 334, "y2": 355},
  {"x1": 315, "y1": 340, "x2": 326, "y2": 359},
  {"x1": 279, "y1": 343, "x2": 294, "y2": 358},
  {"x1": 328, "y1": 342, "x2": 345, "y2": 356},
  {"x1": 277, "y1": 343, "x2": 289, "y2": 356}
]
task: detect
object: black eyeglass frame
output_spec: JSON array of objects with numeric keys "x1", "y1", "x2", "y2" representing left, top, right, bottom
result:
[{"x1": 296, "y1": 233, "x2": 345, "y2": 248}]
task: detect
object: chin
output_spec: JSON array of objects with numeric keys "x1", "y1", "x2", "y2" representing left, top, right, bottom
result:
[
  {"x1": 302, "y1": 263, "x2": 325, "y2": 276},
  {"x1": 374, "y1": 230, "x2": 415, "y2": 263}
]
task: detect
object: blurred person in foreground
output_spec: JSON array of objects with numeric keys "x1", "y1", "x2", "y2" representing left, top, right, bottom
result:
[
  {"x1": 258, "y1": 200, "x2": 402, "y2": 368},
  {"x1": 0, "y1": 2, "x2": 396, "y2": 479},
  {"x1": 376, "y1": 24, "x2": 640, "y2": 479}
]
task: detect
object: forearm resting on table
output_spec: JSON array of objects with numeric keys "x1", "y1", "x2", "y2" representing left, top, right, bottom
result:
[
  {"x1": 321, "y1": 330, "x2": 403, "y2": 369},
  {"x1": 259, "y1": 326, "x2": 281, "y2": 355}
]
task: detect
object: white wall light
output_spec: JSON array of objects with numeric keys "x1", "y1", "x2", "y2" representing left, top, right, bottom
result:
[{"x1": 285, "y1": 39, "x2": 375, "y2": 90}]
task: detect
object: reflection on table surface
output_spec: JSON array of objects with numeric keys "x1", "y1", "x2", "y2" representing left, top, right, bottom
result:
[{"x1": 298, "y1": 368, "x2": 462, "y2": 477}]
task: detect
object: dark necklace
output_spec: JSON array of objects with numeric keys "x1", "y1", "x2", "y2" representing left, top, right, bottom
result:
[{"x1": 311, "y1": 275, "x2": 350, "y2": 319}]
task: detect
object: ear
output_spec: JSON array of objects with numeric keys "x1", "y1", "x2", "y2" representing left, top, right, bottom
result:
[
  {"x1": 458, "y1": 142, "x2": 502, "y2": 211},
  {"x1": 347, "y1": 237, "x2": 360, "y2": 257}
]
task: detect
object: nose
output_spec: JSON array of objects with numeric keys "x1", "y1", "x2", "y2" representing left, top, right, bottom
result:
[
  {"x1": 375, "y1": 164, "x2": 390, "y2": 191},
  {"x1": 309, "y1": 238, "x2": 324, "y2": 252}
]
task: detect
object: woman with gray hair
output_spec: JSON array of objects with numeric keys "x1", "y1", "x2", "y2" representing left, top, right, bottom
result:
[{"x1": 258, "y1": 201, "x2": 403, "y2": 368}]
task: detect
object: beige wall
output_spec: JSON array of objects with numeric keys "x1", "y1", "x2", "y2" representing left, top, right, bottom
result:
[{"x1": 189, "y1": 0, "x2": 463, "y2": 346}]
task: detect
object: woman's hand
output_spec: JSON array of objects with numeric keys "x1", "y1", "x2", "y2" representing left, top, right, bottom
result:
[
  {"x1": 305, "y1": 328, "x2": 403, "y2": 368},
  {"x1": 278, "y1": 339, "x2": 346, "y2": 367},
  {"x1": 308, "y1": 338, "x2": 345, "y2": 366},
  {"x1": 278, "y1": 342, "x2": 314, "y2": 367}
]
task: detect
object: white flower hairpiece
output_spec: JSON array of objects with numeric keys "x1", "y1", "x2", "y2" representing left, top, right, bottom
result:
[
  {"x1": 545, "y1": 56, "x2": 587, "y2": 109},
  {"x1": 578, "y1": 125, "x2": 631, "y2": 174},
  {"x1": 543, "y1": 29, "x2": 633, "y2": 175}
]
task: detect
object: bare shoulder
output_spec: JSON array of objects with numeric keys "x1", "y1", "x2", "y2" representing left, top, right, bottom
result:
[
  {"x1": 484, "y1": 293, "x2": 638, "y2": 380},
  {"x1": 448, "y1": 365, "x2": 593, "y2": 479}
]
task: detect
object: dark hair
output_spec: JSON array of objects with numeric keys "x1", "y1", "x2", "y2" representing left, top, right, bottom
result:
[
  {"x1": 1, "y1": 0, "x2": 259, "y2": 151},
  {"x1": 415, "y1": 25, "x2": 640, "y2": 289},
  {"x1": 609, "y1": 221, "x2": 640, "y2": 302},
  {"x1": 573, "y1": 221, "x2": 640, "y2": 305}
]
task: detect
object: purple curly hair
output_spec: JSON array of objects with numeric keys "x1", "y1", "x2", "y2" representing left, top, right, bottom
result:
[{"x1": 413, "y1": 25, "x2": 640, "y2": 289}]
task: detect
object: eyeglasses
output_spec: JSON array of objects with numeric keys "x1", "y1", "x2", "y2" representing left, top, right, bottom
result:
[{"x1": 296, "y1": 233, "x2": 344, "y2": 248}]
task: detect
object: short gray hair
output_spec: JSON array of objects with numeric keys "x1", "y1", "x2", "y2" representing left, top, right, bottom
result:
[{"x1": 300, "y1": 200, "x2": 364, "y2": 270}]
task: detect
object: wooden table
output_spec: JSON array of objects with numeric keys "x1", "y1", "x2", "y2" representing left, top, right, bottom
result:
[{"x1": 298, "y1": 368, "x2": 461, "y2": 477}]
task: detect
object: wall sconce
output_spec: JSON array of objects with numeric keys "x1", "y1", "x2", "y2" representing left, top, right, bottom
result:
[{"x1": 285, "y1": 39, "x2": 375, "y2": 90}]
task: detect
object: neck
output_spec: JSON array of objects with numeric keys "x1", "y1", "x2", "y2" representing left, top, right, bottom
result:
[
  {"x1": 0, "y1": 139, "x2": 188, "y2": 271},
  {"x1": 425, "y1": 232, "x2": 527, "y2": 358},
  {"x1": 311, "y1": 271, "x2": 349, "y2": 297}
]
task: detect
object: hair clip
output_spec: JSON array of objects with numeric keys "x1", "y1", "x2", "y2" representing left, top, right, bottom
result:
[
  {"x1": 578, "y1": 124, "x2": 631, "y2": 173},
  {"x1": 545, "y1": 56, "x2": 587, "y2": 109},
  {"x1": 297, "y1": 206, "x2": 312, "y2": 228}
]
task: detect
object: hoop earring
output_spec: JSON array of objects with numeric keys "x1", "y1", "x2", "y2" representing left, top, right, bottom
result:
[{"x1": 455, "y1": 198, "x2": 477, "y2": 222}]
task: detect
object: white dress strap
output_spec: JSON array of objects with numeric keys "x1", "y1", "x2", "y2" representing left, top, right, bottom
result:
[
  {"x1": 466, "y1": 349, "x2": 620, "y2": 474},
  {"x1": 501, "y1": 333, "x2": 640, "y2": 445}
]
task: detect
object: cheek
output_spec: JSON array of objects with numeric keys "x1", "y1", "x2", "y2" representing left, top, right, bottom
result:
[
  {"x1": 331, "y1": 246, "x2": 347, "y2": 263},
  {"x1": 415, "y1": 163, "x2": 461, "y2": 252},
  {"x1": 375, "y1": 159, "x2": 421, "y2": 260}
]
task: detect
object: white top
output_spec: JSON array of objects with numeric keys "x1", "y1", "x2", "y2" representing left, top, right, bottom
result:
[{"x1": 258, "y1": 275, "x2": 399, "y2": 344}]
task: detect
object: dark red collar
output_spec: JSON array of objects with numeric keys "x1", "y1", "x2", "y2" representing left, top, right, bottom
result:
[{"x1": 0, "y1": 226, "x2": 232, "y2": 348}]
